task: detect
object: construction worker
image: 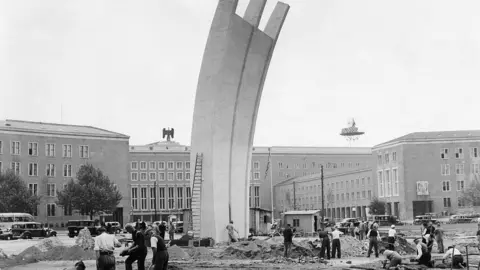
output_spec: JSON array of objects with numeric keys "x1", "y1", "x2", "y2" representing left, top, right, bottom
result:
[
  {"x1": 94, "y1": 226, "x2": 121, "y2": 270},
  {"x1": 226, "y1": 221, "x2": 238, "y2": 244},
  {"x1": 283, "y1": 224, "x2": 293, "y2": 258},
  {"x1": 413, "y1": 238, "x2": 432, "y2": 267},
  {"x1": 443, "y1": 246, "x2": 465, "y2": 268},
  {"x1": 331, "y1": 226, "x2": 343, "y2": 259},
  {"x1": 151, "y1": 225, "x2": 170, "y2": 270},
  {"x1": 121, "y1": 224, "x2": 148, "y2": 270},
  {"x1": 366, "y1": 225, "x2": 380, "y2": 258},
  {"x1": 318, "y1": 228, "x2": 330, "y2": 260},
  {"x1": 434, "y1": 223, "x2": 444, "y2": 253},
  {"x1": 379, "y1": 248, "x2": 403, "y2": 269},
  {"x1": 168, "y1": 221, "x2": 175, "y2": 241},
  {"x1": 387, "y1": 225, "x2": 396, "y2": 251}
]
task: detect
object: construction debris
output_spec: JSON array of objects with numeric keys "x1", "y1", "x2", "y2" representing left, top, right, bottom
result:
[
  {"x1": 0, "y1": 248, "x2": 7, "y2": 259},
  {"x1": 168, "y1": 245, "x2": 191, "y2": 260},
  {"x1": 34, "y1": 237, "x2": 64, "y2": 252},
  {"x1": 75, "y1": 227, "x2": 95, "y2": 250}
]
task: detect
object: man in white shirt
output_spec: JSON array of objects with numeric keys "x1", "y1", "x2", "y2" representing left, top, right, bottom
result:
[
  {"x1": 413, "y1": 238, "x2": 432, "y2": 267},
  {"x1": 331, "y1": 226, "x2": 343, "y2": 259},
  {"x1": 443, "y1": 246, "x2": 465, "y2": 268},
  {"x1": 387, "y1": 225, "x2": 396, "y2": 251},
  {"x1": 94, "y1": 226, "x2": 122, "y2": 270}
]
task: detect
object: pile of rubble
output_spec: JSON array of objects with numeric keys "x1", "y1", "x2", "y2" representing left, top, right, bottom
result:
[
  {"x1": 11, "y1": 237, "x2": 96, "y2": 264},
  {"x1": 75, "y1": 227, "x2": 95, "y2": 250},
  {"x1": 0, "y1": 248, "x2": 7, "y2": 259},
  {"x1": 168, "y1": 245, "x2": 191, "y2": 260}
]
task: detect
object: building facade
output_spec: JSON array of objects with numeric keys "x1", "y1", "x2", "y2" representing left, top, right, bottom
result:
[
  {"x1": 0, "y1": 120, "x2": 130, "y2": 226},
  {"x1": 275, "y1": 168, "x2": 374, "y2": 220},
  {"x1": 373, "y1": 130, "x2": 480, "y2": 220},
  {"x1": 128, "y1": 143, "x2": 373, "y2": 223}
]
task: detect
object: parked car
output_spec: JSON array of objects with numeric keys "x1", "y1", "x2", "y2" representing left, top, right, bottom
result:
[
  {"x1": 447, "y1": 215, "x2": 472, "y2": 224},
  {"x1": 339, "y1": 218, "x2": 360, "y2": 227},
  {"x1": 10, "y1": 222, "x2": 57, "y2": 239},
  {"x1": 320, "y1": 218, "x2": 336, "y2": 228},
  {"x1": 105, "y1": 221, "x2": 122, "y2": 233},
  {"x1": 413, "y1": 215, "x2": 440, "y2": 225},
  {"x1": 67, "y1": 220, "x2": 98, "y2": 238},
  {"x1": 0, "y1": 229, "x2": 14, "y2": 240}
]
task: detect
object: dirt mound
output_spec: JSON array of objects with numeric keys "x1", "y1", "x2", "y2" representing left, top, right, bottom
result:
[
  {"x1": 168, "y1": 245, "x2": 191, "y2": 260},
  {"x1": 34, "y1": 237, "x2": 64, "y2": 252},
  {"x1": 379, "y1": 236, "x2": 416, "y2": 255},
  {"x1": 218, "y1": 239, "x2": 316, "y2": 260},
  {"x1": 75, "y1": 227, "x2": 95, "y2": 250},
  {"x1": 17, "y1": 245, "x2": 96, "y2": 262},
  {"x1": 189, "y1": 246, "x2": 213, "y2": 260},
  {"x1": 0, "y1": 248, "x2": 7, "y2": 259}
]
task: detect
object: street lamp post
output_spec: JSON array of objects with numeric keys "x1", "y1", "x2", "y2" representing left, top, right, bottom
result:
[
  {"x1": 321, "y1": 165, "x2": 325, "y2": 229},
  {"x1": 154, "y1": 181, "x2": 158, "y2": 222}
]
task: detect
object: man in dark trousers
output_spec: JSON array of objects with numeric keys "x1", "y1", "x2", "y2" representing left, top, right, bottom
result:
[
  {"x1": 159, "y1": 222, "x2": 166, "y2": 239},
  {"x1": 283, "y1": 224, "x2": 293, "y2": 258},
  {"x1": 121, "y1": 224, "x2": 148, "y2": 270},
  {"x1": 434, "y1": 223, "x2": 444, "y2": 253},
  {"x1": 318, "y1": 228, "x2": 330, "y2": 260},
  {"x1": 331, "y1": 226, "x2": 343, "y2": 259},
  {"x1": 367, "y1": 225, "x2": 380, "y2": 258},
  {"x1": 414, "y1": 238, "x2": 432, "y2": 267}
]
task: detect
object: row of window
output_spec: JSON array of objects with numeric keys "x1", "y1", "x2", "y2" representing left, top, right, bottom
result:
[
  {"x1": 440, "y1": 163, "x2": 480, "y2": 175},
  {"x1": 131, "y1": 161, "x2": 190, "y2": 171},
  {"x1": 131, "y1": 172, "x2": 190, "y2": 181},
  {"x1": 0, "y1": 161, "x2": 76, "y2": 177},
  {"x1": 280, "y1": 190, "x2": 373, "y2": 208},
  {"x1": 440, "y1": 147, "x2": 479, "y2": 159},
  {"x1": 377, "y1": 168, "x2": 400, "y2": 198},
  {"x1": 0, "y1": 141, "x2": 89, "y2": 158},
  {"x1": 441, "y1": 180, "x2": 465, "y2": 192},
  {"x1": 328, "y1": 177, "x2": 372, "y2": 191},
  {"x1": 278, "y1": 161, "x2": 361, "y2": 170},
  {"x1": 131, "y1": 186, "x2": 191, "y2": 211},
  {"x1": 377, "y1": 151, "x2": 398, "y2": 165}
]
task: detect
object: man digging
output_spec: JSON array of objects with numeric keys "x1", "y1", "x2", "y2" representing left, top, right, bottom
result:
[{"x1": 380, "y1": 248, "x2": 403, "y2": 269}]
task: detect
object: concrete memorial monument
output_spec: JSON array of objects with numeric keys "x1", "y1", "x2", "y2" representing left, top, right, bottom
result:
[{"x1": 190, "y1": 0, "x2": 289, "y2": 242}]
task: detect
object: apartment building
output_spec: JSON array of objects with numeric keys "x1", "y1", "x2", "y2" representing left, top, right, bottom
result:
[
  {"x1": 373, "y1": 130, "x2": 480, "y2": 220},
  {"x1": 275, "y1": 168, "x2": 374, "y2": 220},
  {"x1": 0, "y1": 119, "x2": 130, "y2": 226},
  {"x1": 128, "y1": 142, "x2": 372, "y2": 221}
]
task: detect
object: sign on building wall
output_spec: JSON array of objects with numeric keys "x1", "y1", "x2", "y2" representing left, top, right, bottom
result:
[{"x1": 416, "y1": 181, "x2": 429, "y2": 195}]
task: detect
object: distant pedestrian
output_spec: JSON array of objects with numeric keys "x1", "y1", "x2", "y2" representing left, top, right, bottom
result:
[
  {"x1": 359, "y1": 222, "x2": 366, "y2": 240},
  {"x1": 159, "y1": 222, "x2": 166, "y2": 239},
  {"x1": 366, "y1": 226, "x2": 380, "y2": 258},
  {"x1": 387, "y1": 225, "x2": 396, "y2": 251},
  {"x1": 434, "y1": 223, "x2": 444, "y2": 253},
  {"x1": 283, "y1": 224, "x2": 293, "y2": 258},
  {"x1": 354, "y1": 225, "x2": 360, "y2": 240},
  {"x1": 318, "y1": 229, "x2": 330, "y2": 260},
  {"x1": 226, "y1": 221, "x2": 238, "y2": 245},
  {"x1": 331, "y1": 226, "x2": 343, "y2": 259},
  {"x1": 168, "y1": 221, "x2": 175, "y2": 241},
  {"x1": 349, "y1": 222, "x2": 355, "y2": 237}
]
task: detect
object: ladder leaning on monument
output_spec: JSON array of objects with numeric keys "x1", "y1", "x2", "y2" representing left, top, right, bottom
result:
[{"x1": 190, "y1": 153, "x2": 203, "y2": 245}]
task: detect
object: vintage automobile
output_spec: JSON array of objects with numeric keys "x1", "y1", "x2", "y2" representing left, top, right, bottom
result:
[
  {"x1": 447, "y1": 215, "x2": 472, "y2": 224},
  {"x1": 67, "y1": 220, "x2": 98, "y2": 238},
  {"x1": 105, "y1": 221, "x2": 122, "y2": 234},
  {"x1": 9, "y1": 222, "x2": 57, "y2": 239},
  {"x1": 413, "y1": 215, "x2": 440, "y2": 225}
]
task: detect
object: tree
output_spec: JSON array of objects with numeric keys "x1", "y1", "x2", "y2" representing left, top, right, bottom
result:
[
  {"x1": 368, "y1": 196, "x2": 386, "y2": 215},
  {"x1": 57, "y1": 164, "x2": 122, "y2": 219},
  {"x1": 460, "y1": 180, "x2": 480, "y2": 207},
  {"x1": 0, "y1": 170, "x2": 40, "y2": 213}
]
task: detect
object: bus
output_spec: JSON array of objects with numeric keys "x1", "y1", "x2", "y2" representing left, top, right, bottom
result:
[{"x1": 0, "y1": 213, "x2": 35, "y2": 232}]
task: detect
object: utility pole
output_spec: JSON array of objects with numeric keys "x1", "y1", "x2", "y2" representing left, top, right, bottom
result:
[
  {"x1": 293, "y1": 181, "x2": 296, "y2": 210},
  {"x1": 321, "y1": 165, "x2": 325, "y2": 229},
  {"x1": 154, "y1": 181, "x2": 158, "y2": 221}
]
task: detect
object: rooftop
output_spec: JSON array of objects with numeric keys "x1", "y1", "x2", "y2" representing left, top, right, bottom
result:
[
  {"x1": 276, "y1": 168, "x2": 372, "y2": 187},
  {"x1": 374, "y1": 130, "x2": 480, "y2": 149},
  {"x1": 0, "y1": 119, "x2": 129, "y2": 139}
]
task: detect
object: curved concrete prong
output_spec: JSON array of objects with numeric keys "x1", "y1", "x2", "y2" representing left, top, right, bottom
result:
[
  {"x1": 218, "y1": 0, "x2": 239, "y2": 14},
  {"x1": 264, "y1": 2, "x2": 290, "y2": 42},
  {"x1": 243, "y1": 0, "x2": 268, "y2": 28}
]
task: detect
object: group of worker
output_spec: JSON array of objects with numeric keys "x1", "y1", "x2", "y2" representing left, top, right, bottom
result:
[
  {"x1": 91, "y1": 221, "x2": 174, "y2": 270},
  {"x1": 381, "y1": 221, "x2": 467, "y2": 269}
]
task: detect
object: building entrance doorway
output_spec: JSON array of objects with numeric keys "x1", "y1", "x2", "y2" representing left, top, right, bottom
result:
[{"x1": 412, "y1": 200, "x2": 433, "y2": 219}]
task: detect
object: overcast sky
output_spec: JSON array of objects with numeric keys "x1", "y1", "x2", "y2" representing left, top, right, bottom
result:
[{"x1": 1, "y1": 0, "x2": 480, "y2": 147}]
